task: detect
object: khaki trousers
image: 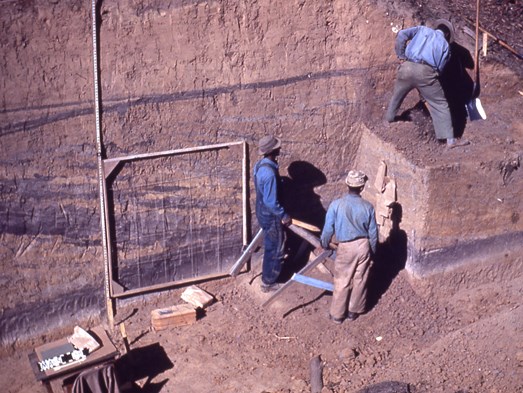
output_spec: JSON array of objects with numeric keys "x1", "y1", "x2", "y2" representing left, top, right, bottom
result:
[{"x1": 330, "y1": 238, "x2": 372, "y2": 319}]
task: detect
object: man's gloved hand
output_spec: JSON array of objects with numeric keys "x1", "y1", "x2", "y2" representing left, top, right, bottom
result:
[{"x1": 281, "y1": 214, "x2": 292, "y2": 227}]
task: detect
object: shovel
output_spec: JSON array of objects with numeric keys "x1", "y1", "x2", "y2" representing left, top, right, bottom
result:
[{"x1": 466, "y1": 0, "x2": 487, "y2": 120}]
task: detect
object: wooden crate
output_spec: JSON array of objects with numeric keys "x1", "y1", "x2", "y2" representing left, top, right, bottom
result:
[{"x1": 151, "y1": 304, "x2": 197, "y2": 331}]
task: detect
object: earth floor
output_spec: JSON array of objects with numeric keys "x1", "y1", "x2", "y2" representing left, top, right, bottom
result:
[
  {"x1": 1, "y1": 0, "x2": 522, "y2": 392},
  {"x1": 2, "y1": 250, "x2": 522, "y2": 393}
]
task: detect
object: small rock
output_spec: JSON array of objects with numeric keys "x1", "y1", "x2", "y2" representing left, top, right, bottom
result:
[{"x1": 339, "y1": 347, "x2": 358, "y2": 360}]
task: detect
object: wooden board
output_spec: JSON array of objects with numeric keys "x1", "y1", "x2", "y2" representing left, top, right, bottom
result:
[{"x1": 151, "y1": 304, "x2": 197, "y2": 331}]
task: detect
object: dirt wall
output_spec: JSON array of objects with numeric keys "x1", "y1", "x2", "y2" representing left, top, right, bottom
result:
[
  {"x1": 356, "y1": 126, "x2": 523, "y2": 277},
  {"x1": 0, "y1": 0, "x2": 397, "y2": 347},
  {"x1": 2, "y1": 0, "x2": 521, "y2": 350}
]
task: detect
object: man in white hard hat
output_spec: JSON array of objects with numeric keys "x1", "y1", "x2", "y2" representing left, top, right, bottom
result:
[
  {"x1": 320, "y1": 170, "x2": 378, "y2": 323},
  {"x1": 254, "y1": 135, "x2": 292, "y2": 292}
]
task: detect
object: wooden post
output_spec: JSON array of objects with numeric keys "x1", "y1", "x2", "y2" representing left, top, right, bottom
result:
[
  {"x1": 310, "y1": 355, "x2": 323, "y2": 393},
  {"x1": 288, "y1": 224, "x2": 322, "y2": 249},
  {"x1": 91, "y1": 0, "x2": 115, "y2": 330},
  {"x1": 242, "y1": 141, "x2": 249, "y2": 247},
  {"x1": 119, "y1": 323, "x2": 130, "y2": 354}
]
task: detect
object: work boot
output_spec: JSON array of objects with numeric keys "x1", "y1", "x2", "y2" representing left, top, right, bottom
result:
[
  {"x1": 347, "y1": 312, "x2": 359, "y2": 321},
  {"x1": 260, "y1": 282, "x2": 282, "y2": 293},
  {"x1": 447, "y1": 138, "x2": 470, "y2": 148},
  {"x1": 385, "y1": 113, "x2": 411, "y2": 123},
  {"x1": 328, "y1": 314, "x2": 345, "y2": 325}
]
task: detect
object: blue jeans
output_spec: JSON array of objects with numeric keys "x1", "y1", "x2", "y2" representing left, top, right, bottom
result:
[{"x1": 257, "y1": 211, "x2": 285, "y2": 285}]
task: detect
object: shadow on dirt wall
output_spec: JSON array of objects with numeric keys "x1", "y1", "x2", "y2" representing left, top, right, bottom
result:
[
  {"x1": 280, "y1": 160, "x2": 327, "y2": 280},
  {"x1": 367, "y1": 203, "x2": 408, "y2": 312},
  {"x1": 441, "y1": 42, "x2": 476, "y2": 139},
  {"x1": 276, "y1": 161, "x2": 408, "y2": 310}
]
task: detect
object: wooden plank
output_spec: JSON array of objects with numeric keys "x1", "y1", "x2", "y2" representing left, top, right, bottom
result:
[
  {"x1": 291, "y1": 219, "x2": 321, "y2": 232},
  {"x1": 289, "y1": 223, "x2": 335, "y2": 275},
  {"x1": 262, "y1": 249, "x2": 332, "y2": 307},
  {"x1": 465, "y1": 17, "x2": 523, "y2": 59},
  {"x1": 119, "y1": 323, "x2": 130, "y2": 354},
  {"x1": 291, "y1": 274, "x2": 333, "y2": 292},
  {"x1": 104, "y1": 141, "x2": 243, "y2": 165},
  {"x1": 111, "y1": 271, "x2": 229, "y2": 298},
  {"x1": 288, "y1": 224, "x2": 322, "y2": 248}
]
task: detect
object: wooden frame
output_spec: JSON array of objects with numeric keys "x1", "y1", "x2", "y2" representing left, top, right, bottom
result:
[{"x1": 100, "y1": 141, "x2": 248, "y2": 299}]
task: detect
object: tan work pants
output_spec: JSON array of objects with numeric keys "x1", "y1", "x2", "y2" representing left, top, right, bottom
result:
[{"x1": 330, "y1": 238, "x2": 372, "y2": 319}]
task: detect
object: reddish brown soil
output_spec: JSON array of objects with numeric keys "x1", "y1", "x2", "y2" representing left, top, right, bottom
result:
[
  {"x1": 1, "y1": 0, "x2": 522, "y2": 392},
  {"x1": 3, "y1": 251, "x2": 522, "y2": 393}
]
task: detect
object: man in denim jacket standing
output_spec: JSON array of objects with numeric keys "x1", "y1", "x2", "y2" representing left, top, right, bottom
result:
[
  {"x1": 320, "y1": 170, "x2": 378, "y2": 324},
  {"x1": 254, "y1": 135, "x2": 292, "y2": 292},
  {"x1": 385, "y1": 19, "x2": 469, "y2": 148}
]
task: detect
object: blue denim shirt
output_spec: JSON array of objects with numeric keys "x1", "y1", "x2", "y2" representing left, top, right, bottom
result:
[
  {"x1": 320, "y1": 194, "x2": 378, "y2": 253},
  {"x1": 395, "y1": 26, "x2": 450, "y2": 73},
  {"x1": 254, "y1": 157, "x2": 287, "y2": 220}
]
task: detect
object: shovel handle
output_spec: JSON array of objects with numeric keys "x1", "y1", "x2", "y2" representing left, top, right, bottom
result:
[{"x1": 466, "y1": 17, "x2": 523, "y2": 60}]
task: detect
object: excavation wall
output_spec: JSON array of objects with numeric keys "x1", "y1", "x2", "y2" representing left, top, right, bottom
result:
[{"x1": 1, "y1": 0, "x2": 521, "y2": 349}]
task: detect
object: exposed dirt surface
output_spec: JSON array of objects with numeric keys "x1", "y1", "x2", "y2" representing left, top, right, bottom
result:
[
  {"x1": 3, "y1": 252, "x2": 523, "y2": 393},
  {"x1": 371, "y1": 0, "x2": 523, "y2": 168},
  {"x1": 1, "y1": 0, "x2": 522, "y2": 392},
  {"x1": 379, "y1": 0, "x2": 523, "y2": 77}
]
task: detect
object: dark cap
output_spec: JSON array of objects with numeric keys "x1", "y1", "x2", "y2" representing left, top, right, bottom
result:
[{"x1": 434, "y1": 18, "x2": 455, "y2": 43}]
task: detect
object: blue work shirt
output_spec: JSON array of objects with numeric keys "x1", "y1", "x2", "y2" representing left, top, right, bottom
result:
[
  {"x1": 320, "y1": 193, "x2": 378, "y2": 254},
  {"x1": 254, "y1": 157, "x2": 287, "y2": 220},
  {"x1": 395, "y1": 26, "x2": 450, "y2": 73}
]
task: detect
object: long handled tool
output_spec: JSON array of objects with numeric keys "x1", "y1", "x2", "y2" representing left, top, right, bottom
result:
[
  {"x1": 262, "y1": 249, "x2": 333, "y2": 308},
  {"x1": 229, "y1": 228, "x2": 264, "y2": 277},
  {"x1": 466, "y1": 0, "x2": 487, "y2": 120},
  {"x1": 465, "y1": 17, "x2": 523, "y2": 60},
  {"x1": 291, "y1": 218, "x2": 321, "y2": 233},
  {"x1": 229, "y1": 220, "x2": 323, "y2": 277}
]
